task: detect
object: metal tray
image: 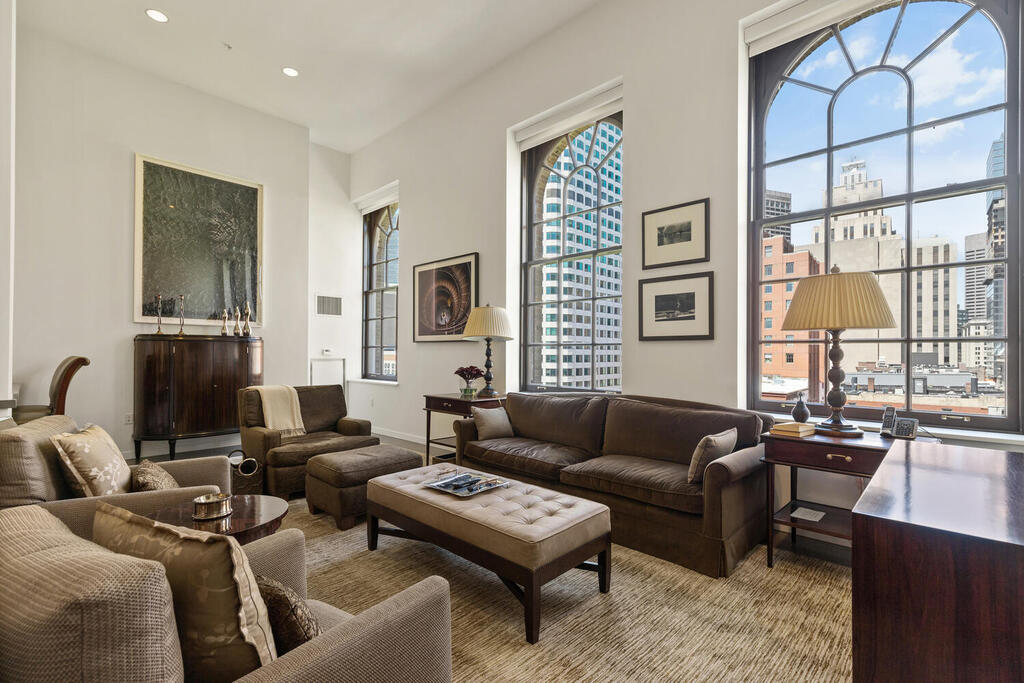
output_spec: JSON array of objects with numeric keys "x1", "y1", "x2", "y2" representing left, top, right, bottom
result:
[{"x1": 422, "y1": 472, "x2": 509, "y2": 498}]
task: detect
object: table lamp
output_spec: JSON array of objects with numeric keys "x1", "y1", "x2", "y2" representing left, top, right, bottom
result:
[
  {"x1": 782, "y1": 266, "x2": 895, "y2": 437},
  {"x1": 463, "y1": 305, "x2": 513, "y2": 398}
]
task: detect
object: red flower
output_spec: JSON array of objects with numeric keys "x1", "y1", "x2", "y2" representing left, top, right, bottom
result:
[{"x1": 454, "y1": 366, "x2": 484, "y2": 381}]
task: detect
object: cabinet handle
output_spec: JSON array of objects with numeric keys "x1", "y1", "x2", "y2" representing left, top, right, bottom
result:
[
  {"x1": 441, "y1": 402, "x2": 452, "y2": 408},
  {"x1": 826, "y1": 453, "x2": 853, "y2": 463}
]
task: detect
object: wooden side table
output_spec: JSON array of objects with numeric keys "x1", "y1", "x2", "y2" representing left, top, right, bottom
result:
[
  {"x1": 424, "y1": 393, "x2": 505, "y2": 463},
  {"x1": 762, "y1": 431, "x2": 918, "y2": 567},
  {"x1": 146, "y1": 494, "x2": 288, "y2": 545}
]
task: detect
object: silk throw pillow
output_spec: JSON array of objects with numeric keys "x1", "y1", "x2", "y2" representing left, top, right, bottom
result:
[
  {"x1": 687, "y1": 428, "x2": 738, "y2": 484},
  {"x1": 256, "y1": 574, "x2": 323, "y2": 655},
  {"x1": 471, "y1": 406, "x2": 514, "y2": 440},
  {"x1": 50, "y1": 425, "x2": 131, "y2": 497},
  {"x1": 92, "y1": 502, "x2": 276, "y2": 682},
  {"x1": 132, "y1": 459, "x2": 180, "y2": 492}
]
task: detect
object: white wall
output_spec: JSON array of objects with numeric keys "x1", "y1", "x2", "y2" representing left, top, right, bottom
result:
[
  {"x1": 14, "y1": 28, "x2": 311, "y2": 455},
  {"x1": 0, "y1": 0, "x2": 13, "y2": 418}
]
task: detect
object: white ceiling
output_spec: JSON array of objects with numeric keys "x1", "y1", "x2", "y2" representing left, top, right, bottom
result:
[{"x1": 20, "y1": 0, "x2": 603, "y2": 152}]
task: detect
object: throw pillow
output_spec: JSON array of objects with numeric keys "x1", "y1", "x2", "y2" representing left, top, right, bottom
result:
[
  {"x1": 471, "y1": 406, "x2": 514, "y2": 440},
  {"x1": 51, "y1": 425, "x2": 131, "y2": 497},
  {"x1": 256, "y1": 574, "x2": 323, "y2": 655},
  {"x1": 92, "y1": 502, "x2": 276, "y2": 682},
  {"x1": 132, "y1": 459, "x2": 180, "y2": 492},
  {"x1": 687, "y1": 428, "x2": 738, "y2": 484}
]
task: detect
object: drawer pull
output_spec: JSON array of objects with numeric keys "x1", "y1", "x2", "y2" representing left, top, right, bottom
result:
[
  {"x1": 826, "y1": 453, "x2": 853, "y2": 463},
  {"x1": 442, "y1": 402, "x2": 452, "y2": 408}
]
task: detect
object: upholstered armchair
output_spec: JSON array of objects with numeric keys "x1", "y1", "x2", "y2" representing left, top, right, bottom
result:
[
  {"x1": 238, "y1": 385, "x2": 379, "y2": 497},
  {"x1": 12, "y1": 355, "x2": 90, "y2": 424}
]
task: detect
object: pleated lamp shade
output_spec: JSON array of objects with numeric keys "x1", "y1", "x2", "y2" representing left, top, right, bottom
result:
[
  {"x1": 463, "y1": 305, "x2": 513, "y2": 340},
  {"x1": 782, "y1": 269, "x2": 895, "y2": 331}
]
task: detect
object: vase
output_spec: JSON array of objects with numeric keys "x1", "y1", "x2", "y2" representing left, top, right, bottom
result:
[
  {"x1": 792, "y1": 393, "x2": 810, "y2": 423},
  {"x1": 460, "y1": 383, "x2": 477, "y2": 399}
]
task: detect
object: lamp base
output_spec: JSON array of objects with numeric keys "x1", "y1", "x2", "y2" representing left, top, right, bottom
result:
[
  {"x1": 476, "y1": 387, "x2": 498, "y2": 399},
  {"x1": 814, "y1": 423, "x2": 864, "y2": 438}
]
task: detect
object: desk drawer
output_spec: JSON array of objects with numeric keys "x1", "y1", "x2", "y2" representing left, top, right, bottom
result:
[
  {"x1": 766, "y1": 440, "x2": 884, "y2": 476},
  {"x1": 425, "y1": 396, "x2": 466, "y2": 414}
]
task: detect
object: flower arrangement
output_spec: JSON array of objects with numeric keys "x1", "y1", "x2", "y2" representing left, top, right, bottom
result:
[{"x1": 454, "y1": 366, "x2": 484, "y2": 398}]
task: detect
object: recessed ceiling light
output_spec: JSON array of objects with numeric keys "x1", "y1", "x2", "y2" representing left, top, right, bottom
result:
[
  {"x1": 282, "y1": 67, "x2": 299, "y2": 78},
  {"x1": 145, "y1": 9, "x2": 169, "y2": 23}
]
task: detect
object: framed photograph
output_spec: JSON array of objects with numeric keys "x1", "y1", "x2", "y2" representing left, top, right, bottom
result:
[
  {"x1": 638, "y1": 271, "x2": 714, "y2": 341},
  {"x1": 133, "y1": 154, "x2": 263, "y2": 326},
  {"x1": 412, "y1": 252, "x2": 479, "y2": 342},
  {"x1": 641, "y1": 197, "x2": 709, "y2": 269}
]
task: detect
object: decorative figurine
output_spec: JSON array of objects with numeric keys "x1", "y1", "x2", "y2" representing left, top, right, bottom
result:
[
  {"x1": 177, "y1": 295, "x2": 185, "y2": 336},
  {"x1": 792, "y1": 392, "x2": 811, "y2": 423},
  {"x1": 233, "y1": 307, "x2": 242, "y2": 336},
  {"x1": 155, "y1": 294, "x2": 163, "y2": 334},
  {"x1": 242, "y1": 301, "x2": 252, "y2": 337},
  {"x1": 220, "y1": 309, "x2": 229, "y2": 336}
]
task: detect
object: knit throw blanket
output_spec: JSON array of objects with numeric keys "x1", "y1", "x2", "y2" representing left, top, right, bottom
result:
[{"x1": 254, "y1": 385, "x2": 306, "y2": 439}]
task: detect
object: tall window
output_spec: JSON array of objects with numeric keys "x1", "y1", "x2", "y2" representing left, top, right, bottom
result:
[
  {"x1": 751, "y1": 0, "x2": 1019, "y2": 432},
  {"x1": 521, "y1": 114, "x2": 623, "y2": 391},
  {"x1": 363, "y1": 203, "x2": 399, "y2": 380}
]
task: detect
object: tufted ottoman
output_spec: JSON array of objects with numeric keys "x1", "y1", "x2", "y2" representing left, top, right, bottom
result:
[
  {"x1": 306, "y1": 445, "x2": 423, "y2": 529},
  {"x1": 366, "y1": 464, "x2": 611, "y2": 643}
]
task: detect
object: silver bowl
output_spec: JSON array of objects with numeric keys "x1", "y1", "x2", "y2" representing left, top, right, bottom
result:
[{"x1": 192, "y1": 492, "x2": 233, "y2": 520}]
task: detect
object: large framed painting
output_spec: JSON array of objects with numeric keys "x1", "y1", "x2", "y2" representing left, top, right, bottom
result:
[
  {"x1": 133, "y1": 154, "x2": 263, "y2": 326},
  {"x1": 638, "y1": 271, "x2": 714, "y2": 341},
  {"x1": 642, "y1": 197, "x2": 710, "y2": 269},
  {"x1": 412, "y1": 252, "x2": 479, "y2": 342}
]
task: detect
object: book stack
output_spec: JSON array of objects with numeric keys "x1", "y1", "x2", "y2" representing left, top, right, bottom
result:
[{"x1": 770, "y1": 421, "x2": 815, "y2": 438}]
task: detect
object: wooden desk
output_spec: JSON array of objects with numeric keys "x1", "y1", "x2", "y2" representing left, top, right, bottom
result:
[
  {"x1": 852, "y1": 440, "x2": 1024, "y2": 682},
  {"x1": 423, "y1": 393, "x2": 505, "y2": 462}
]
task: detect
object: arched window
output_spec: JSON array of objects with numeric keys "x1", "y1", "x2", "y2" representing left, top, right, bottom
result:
[
  {"x1": 521, "y1": 114, "x2": 623, "y2": 391},
  {"x1": 751, "y1": 0, "x2": 1019, "y2": 431},
  {"x1": 363, "y1": 202, "x2": 399, "y2": 380}
]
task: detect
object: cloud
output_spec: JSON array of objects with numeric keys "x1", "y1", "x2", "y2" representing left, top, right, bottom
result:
[
  {"x1": 797, "y1": 47, "x2": 843, "y2": 80},
  {"x1": 907, "y1": 31, "x2": 1005, "y2": 109},
  {"x1": 846, "y1": 36, "x2": 874, "y2": 64},
  {"x1": 914, "y1": 119, "x2": 965, "y2": 146}
]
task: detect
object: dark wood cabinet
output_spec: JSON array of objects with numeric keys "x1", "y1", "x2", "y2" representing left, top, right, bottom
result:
[{"x1": 133, "y1": 335, "x2": 262, "y2": 460}]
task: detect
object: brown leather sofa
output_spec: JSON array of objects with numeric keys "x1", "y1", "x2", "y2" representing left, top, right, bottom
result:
[
  {"x1": 238, "y1": 385, "x2": 379, "y2": 497},
  {"x1": 454, "y1": 393, "x2": 775, "y2": 578}
]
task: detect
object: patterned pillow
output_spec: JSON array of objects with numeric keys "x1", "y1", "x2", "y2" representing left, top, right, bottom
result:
[
  {"x1": 132, "y1": 459, "x2": 180, "y2": 492},
  {"x1": 92, "y1": 502, "x2": 277, "y2": 682},
  {"x1": 687, "y1": 428, "x2": 738, "y2": 484},
  {"x1": 256, "y1": 574, "x2": 323, "y2": 655},
  {"x1": 50, "y1": 425, "x2": 131, "y2": 497}
]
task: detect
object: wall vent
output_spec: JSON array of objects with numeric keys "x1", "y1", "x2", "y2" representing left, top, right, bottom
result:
[{"x1": 316, "y1": 295, "x2": 343, "y2": 317}]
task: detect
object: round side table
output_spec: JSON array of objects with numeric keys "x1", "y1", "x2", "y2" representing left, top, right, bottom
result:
[{"x1": 147, "y1": 494, "x2": 289, "y2": 545}]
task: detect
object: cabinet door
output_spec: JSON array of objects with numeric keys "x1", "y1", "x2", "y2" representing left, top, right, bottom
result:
[
  {"x1": 212, "y1": 342, "x2": 244, "y2": 431},
  {"x1": 246, "y1": 341, "x2": 264, "y2": 387},
  {"x1": 134, "y1": 340, "x2": 172, "y2": 437},
  {"x1": 172, "y1": 341, "x2": 215, "y2": 435}
]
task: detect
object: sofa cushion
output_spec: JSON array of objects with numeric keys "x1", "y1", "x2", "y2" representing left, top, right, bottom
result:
[
  {"x1": 93, "y1": 502, "x2": 276, "y2": 682},
  {"x1": 560, "y1": 454, "x2": 704, "y2": 515},
  {"x1": 688, "y1": 428, "x2": 738, "y2": 484},
  {"x1": 464, "y1": 437, "x2": 593, "y2": 482},
  {"x1": 306, "y1": 445, "x2": 422, "y2": 488},
  {"x1": 256, "y1": 574, "x2": 323, "y2": 655},
  {"x1": 471, "y1": 406, "x2": 513, "y2": 440},
  {"x1": 618, "y1": 395, "x2": 767, "y2": 449},
  {"x1": 0, "y1": 414, "x2": 77, "y2": 506},
  {"x1": 132, "y1": 459, "x2": 180, "y2": 492},
  {"x1": 0, "y1": 505, "x2": 183, "y2": 682},
  {"x1": 601, "y1": 398, "x2": 760, "y2": 464},
  {"x1": 51, "y1": 425, "x2": 132, "y2": 497},
  {"x1": 504, "y1": 393, "x2": 608, "y2": 455},
  {"x1": 266, "y1": 433, "x2": 380, "y2": 467},
  {"x1": 242, "y1": 385, "x2": 348, "y2": 433}
]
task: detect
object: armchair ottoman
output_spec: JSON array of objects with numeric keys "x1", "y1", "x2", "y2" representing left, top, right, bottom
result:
[{"x1": 238, "y1": 385, "x2": 379, "y2": 498}]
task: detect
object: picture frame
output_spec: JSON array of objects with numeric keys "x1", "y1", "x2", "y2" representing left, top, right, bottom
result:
[
  {"x1": 638, "y1": 271, "x2": 714, "y2": 341},
  {"x1": 412, "y1": 252, "x2": 479, "y2": 342},
  {"x1": 641, "y1": 197, "x2": 710, "y2": 269},
  {"x1": 133, "y1": 154, "x2": 263, "y2": 326}
]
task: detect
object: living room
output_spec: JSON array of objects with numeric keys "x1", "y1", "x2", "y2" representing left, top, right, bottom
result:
[{"x1": 1, "y1": 0, "x2": 1021, "y2": 680}]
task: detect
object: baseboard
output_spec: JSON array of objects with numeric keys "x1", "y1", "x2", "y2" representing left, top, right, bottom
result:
[{"x1": 372, "y1": 425, "x2": 427, "y2": 444}]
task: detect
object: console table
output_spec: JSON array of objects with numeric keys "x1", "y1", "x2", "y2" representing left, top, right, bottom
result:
[{"x1": 423, "y1": 393, "x2": 505, "y2": 463}]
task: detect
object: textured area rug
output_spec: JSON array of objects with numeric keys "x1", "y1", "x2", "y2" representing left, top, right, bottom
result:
[{"x1": 281, "y1": 499, "x2": 852, "y2": 682}]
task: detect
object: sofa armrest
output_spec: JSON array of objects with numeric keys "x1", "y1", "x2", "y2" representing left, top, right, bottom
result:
[
  {"x1": 337, "y1": 417, "x2": 372, "y2": 437},
  {"x1": 237, "y1": 576, "x2": 452, "y2": 683},
  {"x1": 154, "y1": 455, "x2": 232, "y2": 494},
  {"x1": 452, "y1": 419, "x2": 477, "y2": 466},
  {"x1": 39, "y1": 485, "x2": 220, "y2": 540},
  {"x1": 244, "y1": 528, "x2": 307, "y2": 599},
  {"x1": 241, "y1": 426, "x2": 282, "y2": 465},
  {"x1": 701, "y1": 444, "x2": 766, "y2": 540}
]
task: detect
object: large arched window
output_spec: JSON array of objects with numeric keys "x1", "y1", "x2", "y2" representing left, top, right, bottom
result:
[
  {"x1": 751, "y1": 0, "x2": 1019, "y2": 432},
  {"x1": 363, "y1": 202, "x2": 399, "y2": 380},
  {"x1": 521, "y1": 115, "x2": 623, "y2": 391}
]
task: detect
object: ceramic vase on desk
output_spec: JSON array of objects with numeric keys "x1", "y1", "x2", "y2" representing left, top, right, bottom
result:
[{"x1": 791, "y1": 393, "x2": 810, "y2": 423}]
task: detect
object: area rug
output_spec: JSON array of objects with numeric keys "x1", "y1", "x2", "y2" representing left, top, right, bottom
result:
[{"x1": 281, "y1": 499, "x2": 852, "y2": 682}]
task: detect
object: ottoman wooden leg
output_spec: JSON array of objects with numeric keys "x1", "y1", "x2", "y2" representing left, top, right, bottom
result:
[
  {"x1": 367, "y1": 513, "x2": 379, "y2": 551},
  {"x1": 525, "y1": 576, "x2": 541, "y2": 644},
  {"x1": 598, "y1": 544, "x2": 611, "y2": 593}
]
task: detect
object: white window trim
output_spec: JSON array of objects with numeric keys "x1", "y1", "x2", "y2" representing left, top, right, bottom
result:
[
  {"x1": 743, "y1": 0, "x2": 889, "y2": 56},
  {"x1": 353, "y1": 180, "x2": 399, "y2": 215}
]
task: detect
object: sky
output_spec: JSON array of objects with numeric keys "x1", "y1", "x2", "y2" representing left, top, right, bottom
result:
[{"x1": 763, "y1": 0, "x2": 1007, "y2": 311}]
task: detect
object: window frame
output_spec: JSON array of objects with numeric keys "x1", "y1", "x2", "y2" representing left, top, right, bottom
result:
[
  {"x1": 748, "y1": 0, "x2": 1022, "y2": 433},
  {"x1": 362, "y1": 203, "x2": 399, "y2": 381},
  {"x1": 520, "y1": 113, "x2": 624, "y2": 393}
]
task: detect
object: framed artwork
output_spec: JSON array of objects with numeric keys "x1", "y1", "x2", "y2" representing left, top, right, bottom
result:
[
  {"x1": 134, "y1": 154, "x2": 263, "y2": 326},
  {"x1": 641, "y1": 197, "x2": 709, "y2": 269},
  {"x1": 412, "y1": 252, "x2": 479, "y2": 342},
  {"x1": 638, "y1": 271, "x2": 714, "y2": 341}
]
